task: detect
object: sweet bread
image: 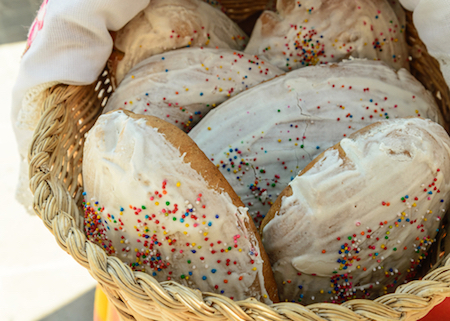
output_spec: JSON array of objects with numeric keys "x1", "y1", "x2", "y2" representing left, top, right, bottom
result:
[
  {"x1": 387, "y1": 0, "x2": 407, "y2": 28},
  {"x1": 82, "y1": 110, "x2": 278, "y2": 303},
  {"x1": 112, "y1": 0, "x2": 248, "y2": 84},
  {"x1": 260, "y1": 117, "x2": 450, "y2": 304},
  {"x1": 244, "y1": 0, "x2": 409, "y2": 71},
  {"x1": 104, "y1": 48, "x2": 283, "y2": 132},
  {"x1": 189, "y1": 60, "x2": 442, "y2": 227}
]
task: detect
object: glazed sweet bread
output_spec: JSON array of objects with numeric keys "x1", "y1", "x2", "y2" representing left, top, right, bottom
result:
[
  {"x1": 244, "y1": 0, "x2": 409, "y2": 71},
  {"x1": 112, "y1": 0, "x2": 248, "y2": 84},
  {"x1": 82, "y1": 110, "x2": 278, "y2": 303},
  {"x1": 104, "y1": 48, "x2": 283, "y2": 132},
  {"x1": 260, "y1": 117, "x2": 450, "y2": 304},
  {"x1": 189, "y1": 60, "x2": 442, "y2": 227}
]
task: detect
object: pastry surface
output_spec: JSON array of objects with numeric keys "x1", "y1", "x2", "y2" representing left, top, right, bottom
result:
[
  {"x1": 82, "y1": 110, "x2": 278, "y2": 303},
  {"x1": 189, "y1": 60, "x2": 442, "y2": 227},
  {"x1": 261, "y1": 118, "x2": 450, "y2": 304},
  {"x1": 245, "y1": 0, "x2": 408, "y2": 71},
  {"x1": 104, "y1": 48, "x2": 283, "y2": 132},
  {"x1": 113, "y1": 0, "x2": 248, "y2": 84}
]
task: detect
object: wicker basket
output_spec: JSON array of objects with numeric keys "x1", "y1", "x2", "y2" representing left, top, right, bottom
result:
[{"x1": 28, "y1": 3, "x2": 450, "y2": 320}]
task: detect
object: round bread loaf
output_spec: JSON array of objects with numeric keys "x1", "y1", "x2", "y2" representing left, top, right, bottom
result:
[
  {"x1": 189, "y1": 60, "x2": 443, "y2": 227},
  {"x1": 260, "y1": 117, "x2": 450, "y2": 304},
  {"x1": 244, "y1": 0, "x2": 409, "y2": 71},
  {"x1": 112, "y1": 0, "x2": 248, "y2": 85},
  {"x1": 104, "y1": 48, "x2": 283, "y2": 132},
  {"x1": 82, "y1": 110, "x2": 278, "y2": 303}
]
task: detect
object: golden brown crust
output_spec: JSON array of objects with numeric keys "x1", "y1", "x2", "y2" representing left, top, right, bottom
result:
[
  {"x1": 118, "y1": 110, "x2": 279, "y2": 302},
  {"x1": 260, "y1": 185, "x2": 292, "y2": 234}
]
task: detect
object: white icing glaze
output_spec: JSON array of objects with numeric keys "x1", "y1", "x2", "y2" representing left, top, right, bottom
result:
[
  {"x1": 104, "y1": 48, "x2": 283, "y2": 132},
  {"x1": 82, "y1": 111, "x2": 270, "y2": 303},
  {"x1": 114, "y1": 0, "x2": 248, "y2": 84},
  {"x1": 262, "y1": 117, "x2": 450, "y2": 304},
  {"x1": 386, "y1": 0, "x2": 407, "y2": 28},
  {"x1": 244, "y1": 0, "x2": 409, "y2": 71},
  {"x1": 189, "y1": 60, "x2": 443, "y2": 227}
]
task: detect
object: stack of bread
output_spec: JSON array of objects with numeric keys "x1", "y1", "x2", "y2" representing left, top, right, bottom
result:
[{"x1": 82, "y1": 0, "x2": 450, "y2": 305}]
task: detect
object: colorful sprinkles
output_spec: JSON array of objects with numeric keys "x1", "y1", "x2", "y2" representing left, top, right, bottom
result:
[
  {"x1": 250, "y1": 1, "x2": 406, "y2": 71},
  {"x1": 83, "y1": 179, "x2": 262, "y2": 300},
  {"x1": 278, "y1": 169, "x2": 446, "y2": 304},
  {"x1": 198, "y1": 73, "x2": 430, "y2": 228},
  {"x1": 109, "y1": 49, "x2": 282, "y2": 133}
]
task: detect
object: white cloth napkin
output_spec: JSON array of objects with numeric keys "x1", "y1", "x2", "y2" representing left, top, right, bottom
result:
[
  {"x1": 398, "y1": 0, "x2": 450, "y2": 84},
  {"x1": 11, "y1": 0, "x2": 149, "y2": 213},
  {"x1": 413, "y1": 0, "x2": 450, "y2": 85}
]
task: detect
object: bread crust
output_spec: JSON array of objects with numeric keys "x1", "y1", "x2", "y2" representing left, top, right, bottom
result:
[{"x1": 119, "y1": 110, "x2": 279, "y2": 302}]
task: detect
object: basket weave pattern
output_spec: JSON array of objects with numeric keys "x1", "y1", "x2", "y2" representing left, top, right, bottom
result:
[{"x1": 28, "y1": 5, "x2": 450, "y2": 321}]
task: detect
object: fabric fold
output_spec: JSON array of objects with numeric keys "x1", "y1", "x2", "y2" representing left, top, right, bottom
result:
[{"x1": 11, "y1": 0, "x2": 149, "y2": 213}]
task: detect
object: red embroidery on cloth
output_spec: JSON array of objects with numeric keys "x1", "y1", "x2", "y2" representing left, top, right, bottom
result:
[{"x1": 26, "y1": 0, "x2": 49, "y2": 51}]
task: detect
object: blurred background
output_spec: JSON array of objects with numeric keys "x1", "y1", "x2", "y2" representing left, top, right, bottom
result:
[{"x1": 0, "y1": 0, "x2": 97, "y2": 320}]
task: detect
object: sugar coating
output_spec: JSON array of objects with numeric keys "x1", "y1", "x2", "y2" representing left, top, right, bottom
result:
[
  {"x1": 262, "y1": 118, "x2": 450, "y2": 304},
  {"x1": 245, "y1": 0, "x2": 409, "y2": 71},
  {"x1": 104, "y1": 48, "x2": 283, "y2": 132},
  {"x1": 82, "y1": 111, "x2": 271, "y2": 303},
  {"x1": 189, "y1": 60, "x2": 443, "y2": 227},
  {"x1": 114, "y1": 0, "x2": 248, "y2": 84}
]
